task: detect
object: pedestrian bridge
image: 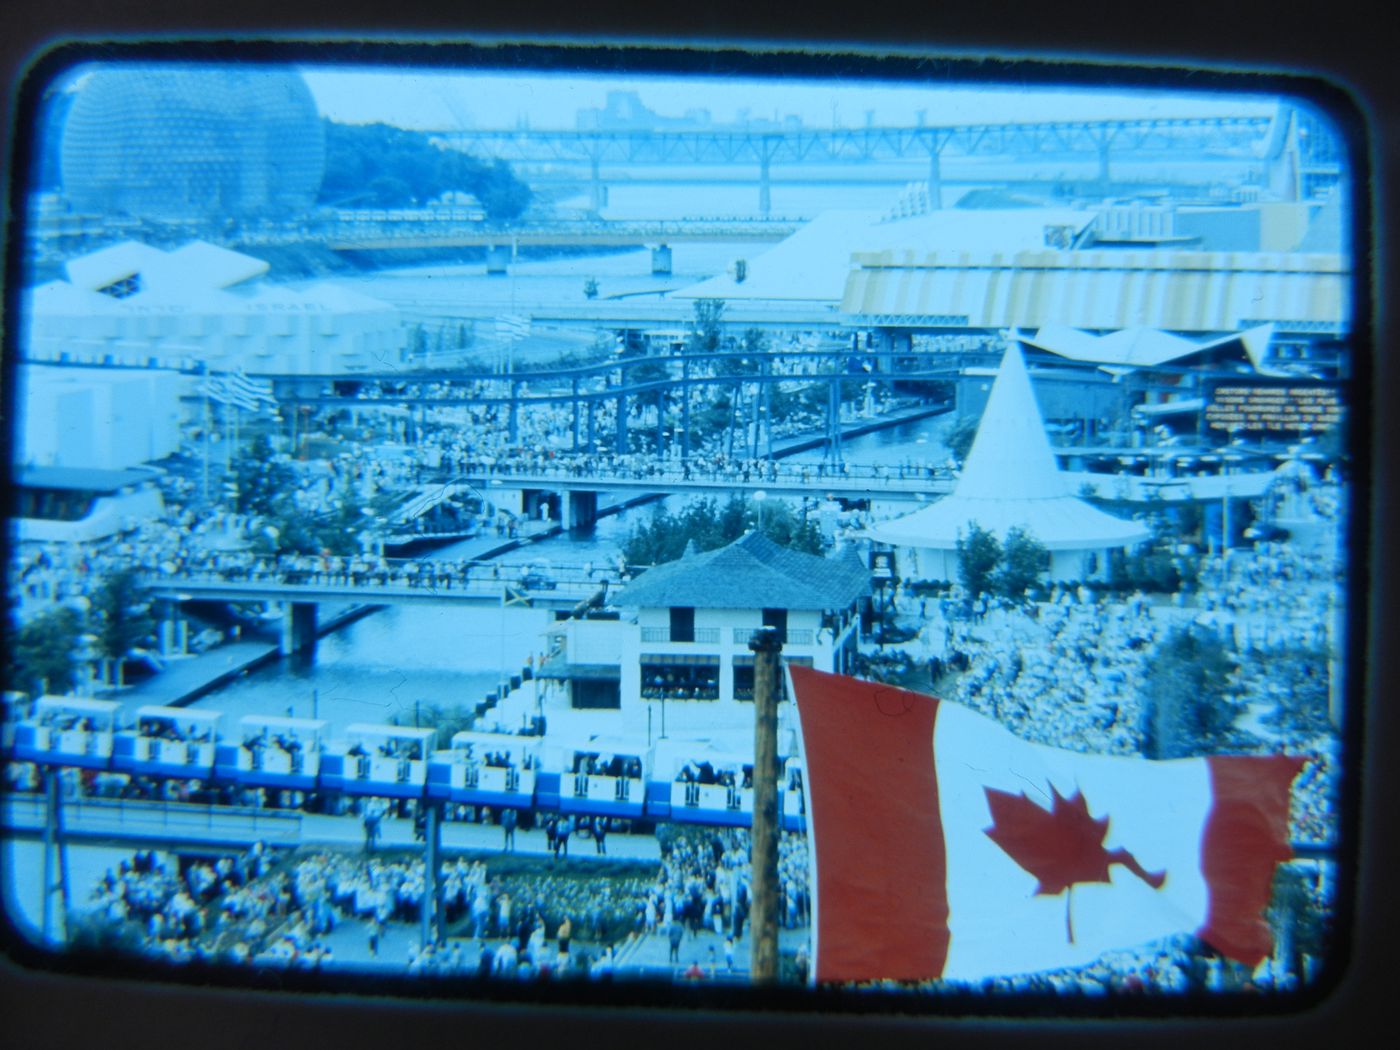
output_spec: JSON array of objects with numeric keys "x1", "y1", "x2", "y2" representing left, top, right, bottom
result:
[
  {"x1": 140, "y1": 563, "x2": 614, "y2": 611},
  {"x1": 465, "y1": 460, "x2": 956, "y2": 503}
]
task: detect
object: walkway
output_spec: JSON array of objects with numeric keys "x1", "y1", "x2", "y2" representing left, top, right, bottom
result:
[
  {"x1": 2, "y1": 794, "x2": 661, "y2": 861},
  {"x1": 106, "y1": 641, "x2": 280, "y2": 715}
]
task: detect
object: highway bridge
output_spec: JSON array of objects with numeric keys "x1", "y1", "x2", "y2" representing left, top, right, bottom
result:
[
  {"x1": 435, "y1": 115, "x2": 1280, "y2": 214},
  {"x1": 234, "y1": 216, "x2": 802, "y2": 253}
]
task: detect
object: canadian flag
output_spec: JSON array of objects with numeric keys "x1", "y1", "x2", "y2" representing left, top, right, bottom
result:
[{"x1": 788, "y1": 666, "x2": 1304, "y2": 985}]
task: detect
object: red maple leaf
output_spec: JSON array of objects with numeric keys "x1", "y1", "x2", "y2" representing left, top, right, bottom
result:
[{"x1": 984, "y1": 785, "x2": 1166, "y2": 943}]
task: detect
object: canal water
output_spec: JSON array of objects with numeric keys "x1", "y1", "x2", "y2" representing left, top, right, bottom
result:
[
  {"x1": 194, "y1": 224, "x2": 962, "y2": 734},
  {"x1": 187, "y1": 413, "x2": 955, "y2": 733}
]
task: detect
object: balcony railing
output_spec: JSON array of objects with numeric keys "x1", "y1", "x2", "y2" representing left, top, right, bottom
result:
[
  {"x1": 640, "y1": 627, "x2": 720, "y2": 643},
  {"x1": 731, "y1": 627, "x2": 814, "y2": 645}
]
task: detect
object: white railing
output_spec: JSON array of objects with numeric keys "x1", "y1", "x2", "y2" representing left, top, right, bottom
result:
[
  {"x1": 641, "y1": 627, "x2": 721, "y2": 644},
  {"x1": 0, "y1": 794, "x2": 303, "y2": 842},
  {"x1": 730, "y1": 627, "x2": 814, "y2": 645}
]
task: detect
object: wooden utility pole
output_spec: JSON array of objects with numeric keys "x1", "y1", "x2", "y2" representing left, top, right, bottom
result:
[{"x1": 749, "y1": 626, "x2": 782, "y2": 982}]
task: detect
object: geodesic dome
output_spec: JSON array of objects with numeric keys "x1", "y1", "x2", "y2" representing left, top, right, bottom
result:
[{"x1": 59, "y1": 65, "x2": 325, "y2": 222}]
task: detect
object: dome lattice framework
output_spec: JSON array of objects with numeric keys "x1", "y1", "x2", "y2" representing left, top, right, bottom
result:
[{"x1": 60, "y1": 65, "x2": 326, "y2": 222}]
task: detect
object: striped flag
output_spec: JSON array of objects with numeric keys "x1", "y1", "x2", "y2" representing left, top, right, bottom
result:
[
  {"x1": 788, "y1": 666, "x2": 1304, "y2": 985},
  {"x1": 201, "y1": 371, "x2": 277, "y2": 412}
]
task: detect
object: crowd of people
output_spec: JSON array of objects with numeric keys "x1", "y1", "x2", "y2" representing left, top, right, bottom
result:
[
  {"x1": 642, "y1": 828, "x2": 811, "y2": 948},
  {"x1": 82, "y1": 843, "x2": 286, "y2": 965},
  {"x1": 878, "y1": 496, "x2": 1345, "y2": 851}
]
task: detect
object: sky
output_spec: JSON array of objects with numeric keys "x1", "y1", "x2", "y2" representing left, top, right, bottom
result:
[{"x1": 295, "y1": 66, "x2": 1280, "y2": 131}]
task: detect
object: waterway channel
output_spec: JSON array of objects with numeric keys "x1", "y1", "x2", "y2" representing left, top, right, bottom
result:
[{"x1": 186, "y1": 414, "x2": 957, "y2": 733}]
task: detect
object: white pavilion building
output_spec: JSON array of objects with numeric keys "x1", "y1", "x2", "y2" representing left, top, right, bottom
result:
[{"x1": 865, "y1": 342, "x2": 1151, "y2": 582}]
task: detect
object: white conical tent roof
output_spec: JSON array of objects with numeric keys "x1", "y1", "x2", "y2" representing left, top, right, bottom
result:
[
  {"x1": 866, "y1": 343, "x2": 1150, "y2": 552},
  {"x1": 954, "y1": 342, "x2": 1069, "y2": 501}
]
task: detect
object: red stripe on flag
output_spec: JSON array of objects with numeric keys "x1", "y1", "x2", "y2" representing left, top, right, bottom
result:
[
  {"x1": 790, "y1": 666, "x2": 949, "y2": 983},
  {"x1": 1197, "y1": 754, "x2": 1306, "y2": 967}
]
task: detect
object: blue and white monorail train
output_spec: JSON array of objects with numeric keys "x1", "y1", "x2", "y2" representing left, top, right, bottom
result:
[
  {"x1": 214, "y1": 715, "x2": 328, "y2": 791},
  {"x1": 113, "y1": 706, "x2": 222, "y2": 779},
  {"x1": 12, "y1": 697, "x2": 121, "y2": 771},
  {"x1": 534, "y1": 735, "x2": 650, "y2": 821},
  {"x1": 321, "y1": 724, "x2": 435, "y2": 799},
  {"x1": 426, "y1": 731, "x2": 539, "y2": 809},
  {"x1": 3, "y1": 702, "x2": 808, "y2": 832}
]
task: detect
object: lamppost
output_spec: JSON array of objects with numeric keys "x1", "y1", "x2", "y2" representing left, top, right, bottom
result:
[{"x1": 753, "y1": 489, "x2": 767, "y2": 535}]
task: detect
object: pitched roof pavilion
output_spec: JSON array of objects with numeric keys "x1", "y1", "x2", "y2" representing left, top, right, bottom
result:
[{"x1": 614, "y1": 531, "x2": 870, "y2": 611}]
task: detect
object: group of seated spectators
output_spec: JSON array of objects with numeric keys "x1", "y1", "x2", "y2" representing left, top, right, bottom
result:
[
  {"x1": 571, "y1": 753, "x2": 642, "y2": 779},
  {"x1": 882, "y1": 504, "x2": 1343, "y2": 881},
  {"x1": 642, "y1": 671, "x2": 720, "y2": 701},
  {"x1": 674, "y1": 762, "x2": 754, "y2": 791},
  {"x1": 347, "y1": 739, "x2": 424, "y2": 762}
]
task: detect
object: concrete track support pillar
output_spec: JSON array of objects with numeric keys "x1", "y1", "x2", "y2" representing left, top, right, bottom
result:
[
  {"x1": 280, "y1": 602, "x2": 318, "y2": 657},
  {"x1": 566, "y1": 490, "x2": 599, "y2": 535}
]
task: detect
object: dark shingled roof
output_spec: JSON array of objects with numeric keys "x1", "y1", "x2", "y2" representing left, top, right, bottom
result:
[{"x1": 615, "y1": 532, "x2": 870, "y2": 611}]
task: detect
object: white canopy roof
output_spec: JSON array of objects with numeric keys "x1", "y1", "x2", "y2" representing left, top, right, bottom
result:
[
  {"x1": 345, "y1": 723, "x2": 434, "y2": 741},
  {"x1": 673, "y1": 207, "x2": 1095, "y2": 304},
  {"x1": 866, "y1": 344, "x2": 1150, "y2": 552},
  {"x1": 35, "y1": 696, "x2": 120, "y2": 715},
  {"x1": 1021, "y1": 323, "x2": 1278, "y2": 374},
  {"x1": 239, "y1": 714, "x2": 328, "y2": 732}
]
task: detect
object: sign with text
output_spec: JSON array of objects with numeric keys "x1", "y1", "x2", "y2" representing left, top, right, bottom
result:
[
  {"x1": 870, "y1": 550, "x2": 897, "y2": 582},
  {"x1": 1205, "y1": 385, "x2": 1343, "y2": 433}
]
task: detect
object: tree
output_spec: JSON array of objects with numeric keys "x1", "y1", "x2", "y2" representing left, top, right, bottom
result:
[
  {"x1": 391, "y1": 702, "x2": 475, "y2": 749},
  {"x1": 319, "y1": 121, "x2": 532, "y2": 222},
  {"x1": 997, "y1": 526, "x2": 1050, "y2": 598},
  {"x1": 946, "y1": 414, "x2": 981, "y2": 466},
  {"x1": 91, "y1": 569, "x2": 155, "y2": 687},
  {"x1": 956, "y1": 521, "x2": 1001, "y2": 598},
  {"x1": 622, "y1": 495, "x2": 824, "y2": 567},
  {"x1": 5, "y1": 606, "x2": 83, "y2": 699},
  {"x1": 1268, "y1": 863, "x2": 1331, "y2": 987},
  {"x1": 1138, "y1": 627, "x2": 1239, "y2": 759},
  {"x1": 1259, "y1": 646, "x2": 1331, "y2": 735},
  {"x1": 686, "y1": 299, "x2": 725, "y2": 356},
  {"x1": 233, "y1": 434, "x2": 296, "y2": 518}
]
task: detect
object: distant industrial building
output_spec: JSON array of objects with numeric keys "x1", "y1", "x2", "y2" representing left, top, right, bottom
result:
[{"x1": 23, "y1": 240, "x2": 405, "y2": 375}]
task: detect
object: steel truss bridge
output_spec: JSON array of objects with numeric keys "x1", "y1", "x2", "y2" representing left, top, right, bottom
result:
[{"x1": 436, "y1": 116, "x2": 1278, "y2": 213}]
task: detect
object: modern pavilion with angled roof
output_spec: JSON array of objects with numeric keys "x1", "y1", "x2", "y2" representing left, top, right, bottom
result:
[
  {"x1": 865, "y1": 342, "x2": 1151, "y2": 583},
  {"x1": 537, "y1": 531, "x2": 869, "y2": 748}
]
